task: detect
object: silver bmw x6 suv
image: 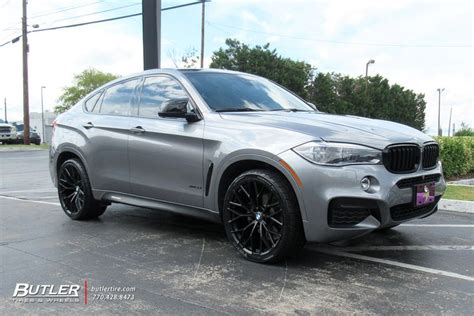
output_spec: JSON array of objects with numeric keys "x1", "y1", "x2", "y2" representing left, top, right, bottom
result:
[{"x1": 50, "y1": 69, "x2": 446, "y2": 262}]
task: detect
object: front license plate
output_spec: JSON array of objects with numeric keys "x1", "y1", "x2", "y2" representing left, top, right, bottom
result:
[{"x1": 414, "y1": 182, "x2": 435, "y2": 206}]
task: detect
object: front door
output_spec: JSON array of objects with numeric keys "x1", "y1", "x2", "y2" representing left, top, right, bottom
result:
[{"x1": 128, "y1": 75, "x2": 204, "y2": 207}]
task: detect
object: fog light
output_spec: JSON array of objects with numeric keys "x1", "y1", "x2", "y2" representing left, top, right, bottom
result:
[{"x1": 360, "y1": 177, "x2": 371, "y2": 191}]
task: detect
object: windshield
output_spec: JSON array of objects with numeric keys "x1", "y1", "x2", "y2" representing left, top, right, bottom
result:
[
  {"x1": 183, "y1": 72, "x2": 315, "y2": 112},
  {"x1": 14, "y1": 123, "x2": 24, "y2": 131}
]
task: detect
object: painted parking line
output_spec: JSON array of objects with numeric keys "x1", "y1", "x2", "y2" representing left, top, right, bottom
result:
[
  {"x1": 0, "y1": 188, "x2": 57, "y2": 194},
  {"x1": 324, "y1": 245, "x2": 474, "y2": 251},
  {"x1": 309, "y1": 246, "x2": 474, "y2": 282},
  {"x1": 0, "y1": 195, "x2": 60, "y2": 206},
  {"x1": 401, "y1": 224, "x2": 474, "y2": 228}
]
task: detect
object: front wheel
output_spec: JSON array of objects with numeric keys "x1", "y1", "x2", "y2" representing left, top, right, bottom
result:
[
  {"x1": 58, "y1": 158, "x2": 107, "y2": 220},
  {"x1": 222, "y1": 169, "x2": 305, "y2": 263}
]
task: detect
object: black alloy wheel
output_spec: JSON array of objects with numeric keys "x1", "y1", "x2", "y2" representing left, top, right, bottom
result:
[
  {"x1": 223, "y1": 169, "x2": 305, "y2": 263},
  {"x1": 58, "y1": 158, "x2": 106, "y2": 220}
]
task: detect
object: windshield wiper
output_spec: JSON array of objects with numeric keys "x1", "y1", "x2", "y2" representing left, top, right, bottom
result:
[
  {"x1": 216, "y1": 108, "x2": 262, "y2": 113},
  {"x1": 270, "y1": 108, "x2": 313, "y2": 112}
]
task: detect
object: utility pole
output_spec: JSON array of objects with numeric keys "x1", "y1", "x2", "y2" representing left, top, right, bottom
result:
[
  {"x1": 142, "y1": 0, "x2": 161, "y2": 70},
  {"x1": 3, "y1": 98, "x2": 7, "y2": 123},
  {"x1": 200, "y1": 0, "x2": 206, "y2": 68},
  {"x1": 41, "y1": 86, "x2": 46, "y2": 143},
  {"x1": 437, "y1": 88, "x2": 444, "y2": 136},
  {"x1": 447, "y1": 107, "x2": 452, "y2": 136},
  {"x1": 22, "y1": 0, "x2": 30, "y2": 144},
  {"x1": 452, "y1": 123, "x2": 455, "y2": 136}
]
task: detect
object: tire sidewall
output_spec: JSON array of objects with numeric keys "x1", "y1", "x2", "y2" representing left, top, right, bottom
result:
[
  {"x1": 58, "y1": 159, "x2": 94, "y2": 220},
  {"x1": 222, "y1": 171, "x2": 293, "y2": 263}
]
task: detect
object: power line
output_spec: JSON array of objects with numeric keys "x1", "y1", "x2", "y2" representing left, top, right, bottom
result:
[
  {"x1": 1, "y1": 1, "x2": 207, "y2": 48},
  {"x1": 0, "y1": 0, "x2": 10, "y2": 9},
  {"x1": 207, "y1": 21, "x2": 473, "y2": 49},
  {"x1": 29, "y1": 1, "x2": 107, "y2": 19},
  {"x1": 0, "y1": 0, "x2": 106, "y2": 29},
  {"x1": 38, "y1": 2, "x2": 141, "y2": 26}
]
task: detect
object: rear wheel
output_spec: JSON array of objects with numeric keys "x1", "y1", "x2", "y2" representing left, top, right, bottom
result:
[
  {"x1": 58, "y1": 158, "x2": 106, "y2": 220},
  {"x1": 223, "y1": 169, "x2": 305, "y2": 263}
]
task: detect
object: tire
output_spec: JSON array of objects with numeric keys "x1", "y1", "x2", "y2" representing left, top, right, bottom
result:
[
  {"x1": 57, "y1": 158, "x2": 107, "y2": 220},
  {"x1": 222, "y1": 169, "x2": 305, "y2": 263}
]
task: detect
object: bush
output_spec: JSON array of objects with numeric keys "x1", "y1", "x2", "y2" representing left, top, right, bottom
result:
[{"x1": 436, "y1": 136, "x2": 474, "y2": 178}]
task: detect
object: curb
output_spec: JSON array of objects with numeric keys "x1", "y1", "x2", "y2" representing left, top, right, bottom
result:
[
  {"x1": 439, "y1": 199, "x2": 474, "y2": 214},
  {"x1": 0, "y1": 148, "x2": 48, "y2": 153}
]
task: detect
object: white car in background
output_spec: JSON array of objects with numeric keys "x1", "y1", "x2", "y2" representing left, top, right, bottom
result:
[{"x1": 0, "y1": 123, "x2": 18, "y2": 144}]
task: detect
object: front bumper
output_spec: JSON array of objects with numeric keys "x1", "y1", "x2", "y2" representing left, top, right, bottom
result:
[
  {"x1": 0, "y1": 133, "x2": 17, "y2": 142},
  {"x1": 278, "y1": 150, "x2": 446, "y2": 243}
]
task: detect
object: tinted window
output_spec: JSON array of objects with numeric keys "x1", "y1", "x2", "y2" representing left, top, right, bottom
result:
[
  {"x1": 138, "y1": 76, "x2": 188, "y2": 118},
  {"x1": 183, "y1": 72, "x2": 314, "y2": 112},
  {"x1": 100, "y1": 79, "x2": 139, "y2": 116},
  {"x1": 84, "y1": 91, "x2": 101, "y2": 112}
]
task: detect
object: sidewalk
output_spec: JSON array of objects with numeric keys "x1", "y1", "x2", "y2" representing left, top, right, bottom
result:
[{"x1": 439, "y1": 199, "x2": 474, "y2": 213}]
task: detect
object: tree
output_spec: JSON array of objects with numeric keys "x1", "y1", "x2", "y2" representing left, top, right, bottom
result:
[
  {"x1": 210, "y1": 39, "x2": 312, "y2": 98},
  {"x1": 308, "y1": 73, "x2": 426, "y2": 130},
  {"x1": 168, "y1": 47, "x2": 200, "y2": 69},
  {"x1": 454, "y1": 122, "x2": 474, "y2": 136},
  {"x1": 55, "y1": 69, "x2": 119, "y2": 113}
]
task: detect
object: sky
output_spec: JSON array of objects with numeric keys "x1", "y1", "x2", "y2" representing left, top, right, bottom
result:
[{"x1": 0, "y1": 0, "x2": 472, "y2": 135}]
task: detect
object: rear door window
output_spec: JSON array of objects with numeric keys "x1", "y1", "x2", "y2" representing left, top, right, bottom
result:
[{"x1": 100, "y1": 79, "x2": 139, "y2": 116}]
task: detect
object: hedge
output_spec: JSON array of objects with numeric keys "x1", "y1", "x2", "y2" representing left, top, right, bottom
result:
[{"x1": 436, "y1": 136, "x2": 474, "y2": 178}]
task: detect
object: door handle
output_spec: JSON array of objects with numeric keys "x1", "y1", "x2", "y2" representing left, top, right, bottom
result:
[
  {"x1": 82, "y1": 122, "x2": 94, "y2": 129},
  {"x1": 130, "y1": 126, "x2": 145, "y2": 134}
]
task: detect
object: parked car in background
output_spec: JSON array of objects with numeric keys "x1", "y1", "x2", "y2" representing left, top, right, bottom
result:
[
  {"x1": 0, "y1": 123, "x2": 17, "y2": 144},
  {"x1": 50, "y1": 69, "x2": 446, "y2": 263},
  {"x1": 12, "y1": 123, "x2": 42, "y2": 145}
]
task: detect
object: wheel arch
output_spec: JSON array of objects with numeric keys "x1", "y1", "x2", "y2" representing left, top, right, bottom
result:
[
  {"x1": 55, "y1": 145, "x2": 90, "y2": 183},
  {"x1": 214, "y1": 154, "x2": 308, "y2": 222}
]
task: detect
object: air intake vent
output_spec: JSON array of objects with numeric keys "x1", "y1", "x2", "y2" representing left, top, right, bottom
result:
[
  {"x1": 422, "y1": 143, "x2": 439, "y2": 170},
  {"x1": 396, "y1": 174, "x2": 441, "y2": 189},
  {"x1": 390, "y1": 196, "x2": 441, "y2": 221},
  {"x1": 383, "y1": 144, "x2": 421, "y2": 173}
]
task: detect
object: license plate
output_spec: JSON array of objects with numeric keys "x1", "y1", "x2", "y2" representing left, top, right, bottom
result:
[{"x1": 414, "y1": 182, "x2": 435, "y2": 206}]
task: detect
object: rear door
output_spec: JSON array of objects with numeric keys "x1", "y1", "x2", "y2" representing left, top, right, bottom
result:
[
  {"x1": 128, "y1": 75, "x2": 205, "y2": 207},
  {"x1": 82, "y1": 78, "x2": 140, "y2": 193}
]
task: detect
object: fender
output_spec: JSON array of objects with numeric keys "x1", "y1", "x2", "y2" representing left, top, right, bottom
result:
[{"x1": 209, "y1": 150, "x2": 309, "y2": 221}]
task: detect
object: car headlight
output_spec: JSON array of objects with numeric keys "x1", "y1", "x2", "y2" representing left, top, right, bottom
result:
[
  {"x1": 11, "y1": 126, "x2": 17, "y2": 132},
  {"x1": 293, "y1": 141, "x2": 382, "y2": 166}
]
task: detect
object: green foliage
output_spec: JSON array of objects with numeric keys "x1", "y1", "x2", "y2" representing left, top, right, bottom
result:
[
  {"x1": 210, "y1": 39, "x2": 313, "y2": 98},
  {"x1": 307, "y1": 73, "x2": 426, "y2": 130},
  {"x1": 454, "y1": 122, "x2": 474, "y2": 136},
  {"x1": 210, "y1": 39, "x2": 426, "y2": 130},
  {"x1": 436, "y1": 136, "x2": 474, "y2": 178},
  {"x1": 55, "y1": 69, "x2": 119, "y2": 113}
]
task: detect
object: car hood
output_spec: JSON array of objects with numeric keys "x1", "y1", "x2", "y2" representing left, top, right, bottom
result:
[{"x1": 219, "y1": 112, "x2": 434, "y2": 150}]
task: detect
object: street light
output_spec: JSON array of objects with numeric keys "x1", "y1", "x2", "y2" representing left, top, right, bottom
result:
[
  {"x1": 365, "y1": 59, "x2": 375, "y2": 99},
  {"x1": 365, "y1": 59, "x2": 375, "y2": 77},
  {"x1": 40, "y1": 86, "x2": 46, "y2": 143},
  {"x1": 437, "y1": 88, "x2": 445, "y2": 136}
]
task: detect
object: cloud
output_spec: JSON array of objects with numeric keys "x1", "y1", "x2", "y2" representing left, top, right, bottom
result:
[{"x1": 0, "y1": 0, "x2": 472, "y2": 135}]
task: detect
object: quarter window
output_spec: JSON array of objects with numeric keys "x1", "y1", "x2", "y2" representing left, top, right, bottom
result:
[
  {"x1": 84, "y1": 91, "x2": 102, "y2": 112},
  {"x1": 100, "y1": 79, "x2": 139, "y2": 116},
  {"x1": 138, "y1": 76, "x2": 188, "y2": 118}
]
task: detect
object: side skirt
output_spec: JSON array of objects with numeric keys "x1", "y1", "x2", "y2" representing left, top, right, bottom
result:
[{"x1": 95, "y1": 190, "x2": 221, "y2": 223}]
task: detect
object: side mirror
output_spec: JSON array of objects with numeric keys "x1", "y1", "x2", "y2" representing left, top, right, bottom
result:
[{"x1": 158, "y1": 98, "x2": 201, "y2": 123}]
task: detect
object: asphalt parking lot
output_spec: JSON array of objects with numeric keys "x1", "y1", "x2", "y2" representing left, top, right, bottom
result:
[{"x1": 1, "y1": 150, "x2": 473, "y2": 314}]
